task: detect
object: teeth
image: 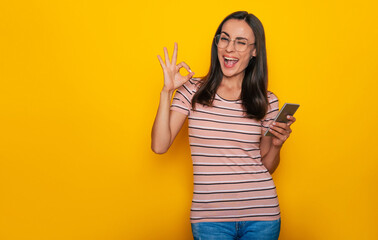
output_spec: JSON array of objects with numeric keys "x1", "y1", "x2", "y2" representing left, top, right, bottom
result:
[{"x1": 224, "y1": 57, "x2": 238, "y2": 61}]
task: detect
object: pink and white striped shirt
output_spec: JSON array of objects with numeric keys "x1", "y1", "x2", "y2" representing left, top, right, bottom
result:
[{"x1": 170, "y1": 78, "x2": 280, "y2": 223}]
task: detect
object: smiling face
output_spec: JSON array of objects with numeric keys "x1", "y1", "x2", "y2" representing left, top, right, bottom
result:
[{"x1": 217, "y1": 19, "x2": 256, "y2": 80}]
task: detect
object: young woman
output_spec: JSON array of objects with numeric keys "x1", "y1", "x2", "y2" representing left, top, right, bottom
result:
[{"x1": 151, "y1": 11, "x2": 296, "y2": 240}]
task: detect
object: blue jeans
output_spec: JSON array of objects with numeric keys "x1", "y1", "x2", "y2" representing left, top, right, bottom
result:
[{"x1": 191, "y1": 219, "x2": 281, "y2": 240}]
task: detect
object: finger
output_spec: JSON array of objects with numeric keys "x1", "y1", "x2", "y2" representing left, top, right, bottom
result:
[
  {"x1": 157, "y1": 55, "x2": 166, "y2": 70},
  {"x1": 272, "y1": 121, "x2": 287, "y2": 129},
  {"x1": 271, "y1": 122, "x2": 289, "y2": 133},
  {"x1": 177, "y1": 61, "x2": 195, "y2": 82},
  {"x1": 273, "y1": 121, "x2": 292, "y2": 133},
  {"x1": 274, "y1": 124, "x2": 292, "y2": 134},
  {"x1": 270, "y1": 124, "x2": 287, "y2": 135},
  {"x1": 286, "y1": 115, "x2": 296, "y2": 125},
  {"x1": 176, "y1": 61, "x2": 192, "y2": 73},
  {"x1": 164, "y1": 47, "x2": 171, "y2": 65},
  {"x1": 172, "y1": 42, "x2": 178, "y2": 65},
  {"x1": 268, "y1": 128, "x2": 287, "y2": 141},
  {"x1": 184, "y1": 71, "x2": 195, "y2": 82}
]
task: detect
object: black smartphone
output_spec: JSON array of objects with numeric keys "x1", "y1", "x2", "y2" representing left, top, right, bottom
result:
[{"x1": 264, "y1": 103, "x2": 300, "y2": 137}]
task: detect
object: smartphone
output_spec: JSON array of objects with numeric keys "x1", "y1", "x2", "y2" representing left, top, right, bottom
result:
[{"x1": 264, "y1": 103, "x2": 300, "y2": 137}]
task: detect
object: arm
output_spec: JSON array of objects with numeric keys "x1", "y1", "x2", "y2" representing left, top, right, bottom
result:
[
  {"x1": 260, "y1": 136, "x2": 282, "y2": 174},
  {"x1": 151, "y1": 43, "x2": 194, "y2": 154},
  {"x1": 151, "y1": 88, "x2": 187, "y2": 154}
]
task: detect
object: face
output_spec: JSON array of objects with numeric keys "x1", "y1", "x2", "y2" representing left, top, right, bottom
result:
[{"x1": 217, "y1": 19, "x2": 256, "y2": 79}]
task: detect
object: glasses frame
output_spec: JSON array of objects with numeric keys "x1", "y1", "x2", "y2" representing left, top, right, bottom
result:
[{"x1": 214, "y1": 34, "x2": 255, "y2": 52}]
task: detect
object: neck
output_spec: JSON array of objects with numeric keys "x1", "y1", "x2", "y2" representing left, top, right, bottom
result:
[{"x1": 221, "y1": 73, "x2": 245, "y2": 89}]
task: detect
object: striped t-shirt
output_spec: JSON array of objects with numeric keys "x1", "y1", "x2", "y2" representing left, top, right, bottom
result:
[{"x1": 170, "y1": 78, "x2": 280, "y2": 223}]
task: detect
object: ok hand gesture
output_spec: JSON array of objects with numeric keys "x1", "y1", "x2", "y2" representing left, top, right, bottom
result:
[{"x1": 157, "y1": 43, "x2": 195, "y2": 92}]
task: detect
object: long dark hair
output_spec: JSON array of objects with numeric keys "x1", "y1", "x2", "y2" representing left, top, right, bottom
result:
[{"x1": 191, "y1": 11, "x2": 269, "y2": 120}]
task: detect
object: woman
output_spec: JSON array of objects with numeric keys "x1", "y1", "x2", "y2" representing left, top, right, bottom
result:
[{"x1": 151, "y1": 11, "x2": 296, "y2": 240}]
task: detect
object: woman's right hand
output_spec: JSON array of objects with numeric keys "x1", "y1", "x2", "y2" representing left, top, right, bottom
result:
[{"x1": 157, "y1": 42, "x2": 195, "y2": 92}]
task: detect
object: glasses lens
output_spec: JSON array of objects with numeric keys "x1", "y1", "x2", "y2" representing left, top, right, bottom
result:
[
  {"x1": 235, "y1": 39, "x2": 248, "y2": 52},
  {"x1": 214, "y1": 35, "x2": 220, "y2": 45},
  {"x1": 215, "y1": 34, "x2": 229, "y2": 49}
]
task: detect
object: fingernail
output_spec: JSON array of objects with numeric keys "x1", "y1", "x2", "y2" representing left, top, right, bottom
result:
[
  {"x1": 189, "y1": 69, "x2": 192, "y2": 73},
  {"x1": 287, "y1": 115, "x2": 290, "y2": 119},
  {"x1": 273, "y1": 122, "x2": 276, "y2": 125}
]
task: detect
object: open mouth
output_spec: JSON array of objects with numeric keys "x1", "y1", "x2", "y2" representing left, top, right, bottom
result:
[{"x1": 224, "y1": 56, "x2": 239, "y2": 68}]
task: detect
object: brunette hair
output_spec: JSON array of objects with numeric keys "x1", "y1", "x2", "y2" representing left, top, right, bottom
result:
[{"x1": 191, "y1": 11, "x2": 269, "y2": 120}]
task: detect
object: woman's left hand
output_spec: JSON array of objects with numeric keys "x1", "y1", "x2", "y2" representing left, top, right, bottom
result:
[{"x1": 268, "y1": 115, "x2": 296, "y2": 147}]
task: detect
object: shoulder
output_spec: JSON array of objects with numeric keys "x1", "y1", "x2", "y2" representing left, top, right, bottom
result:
[
  {"x1": 267, "y1": 91, "x2": 279, "y2": 104},
  {"x1": 181, "y1": 77, "x2": 201, "y2": 93}
]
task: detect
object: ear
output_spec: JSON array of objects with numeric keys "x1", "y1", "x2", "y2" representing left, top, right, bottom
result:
[{"x1": 251, "y1": 48, "x2": 257, "y2": 57}]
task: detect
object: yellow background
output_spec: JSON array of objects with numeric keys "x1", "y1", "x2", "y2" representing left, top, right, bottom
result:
[{"x1": 1, "y1": 0, "x2": 377, "y2": 239}]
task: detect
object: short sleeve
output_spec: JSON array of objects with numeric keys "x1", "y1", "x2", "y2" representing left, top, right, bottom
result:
[
  {"x1": 261, "y1": 92, "x2": 280, "y2": 131},
  {"x1": 170, "y1": 79, "x2": 195, "y2": 116}
]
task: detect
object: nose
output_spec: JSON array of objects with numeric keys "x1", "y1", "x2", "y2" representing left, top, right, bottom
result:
[{"x1": 225, "y1": 40, "x2": 235, "y2": 52}]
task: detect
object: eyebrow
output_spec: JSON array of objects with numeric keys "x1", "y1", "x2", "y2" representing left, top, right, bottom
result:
[{"x1": 221, "y1": 31, "x2": 248, "y2": 40}]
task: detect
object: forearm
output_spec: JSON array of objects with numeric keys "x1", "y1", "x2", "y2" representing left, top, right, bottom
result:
[
  {"x1": 151, "y1": 88, "x2": 173, "y2": 154},
  {"x1": 261, "y1": 145, "x2": 282, "y2": 174}
]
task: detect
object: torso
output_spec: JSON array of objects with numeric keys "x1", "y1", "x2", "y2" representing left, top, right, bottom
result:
[
  {"x1": 188, "y1": 84, "x2": 280, "y2": 223},
  {"x1": 170, "y1": 78, "x2": 281, "y2": 224}
]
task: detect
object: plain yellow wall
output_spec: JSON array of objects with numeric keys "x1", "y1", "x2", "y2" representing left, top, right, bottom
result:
[{"x1": 0, "y1": 0, "x2": 377, "y2": 239}]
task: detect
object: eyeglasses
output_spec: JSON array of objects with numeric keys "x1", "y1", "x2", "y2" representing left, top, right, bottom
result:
[{"x1": 214, "y1": 34, "x2": 255, "y2": 52}]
